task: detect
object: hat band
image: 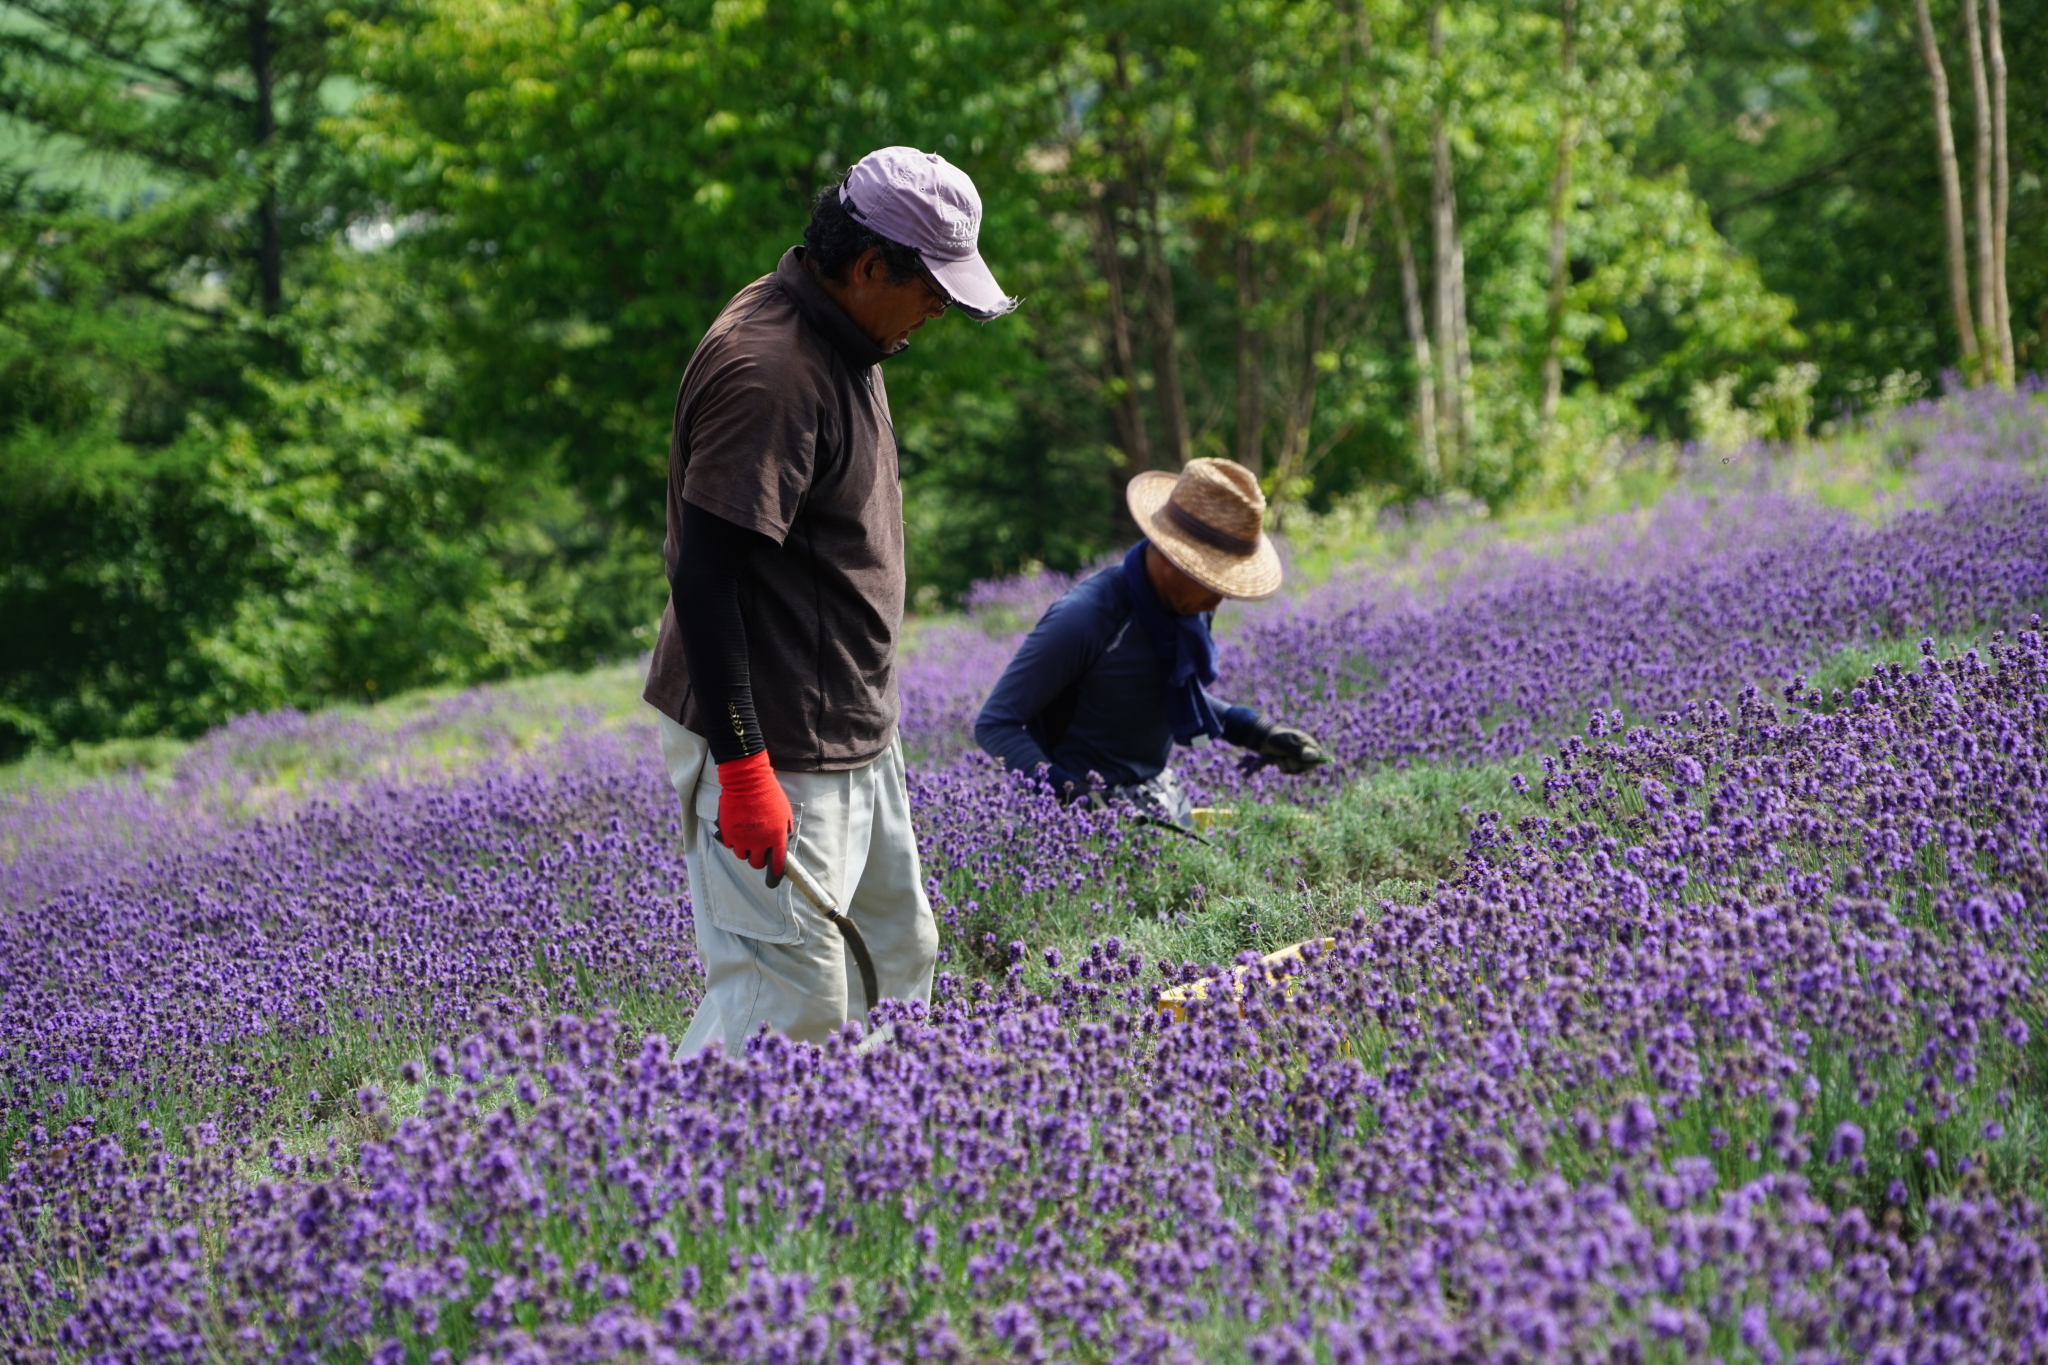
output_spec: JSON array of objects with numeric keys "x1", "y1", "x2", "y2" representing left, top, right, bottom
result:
[{"x1": 1160, "y1": 497, "x2": 1258, "y2": 557}]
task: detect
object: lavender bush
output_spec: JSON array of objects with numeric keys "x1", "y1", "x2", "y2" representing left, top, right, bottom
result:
[
  {"x1": 1, "y1": 670, "x2": 642, "y2": 916},
  {"x1": 3, "y1": 392, "x2": 2047, "y2": 1361}
]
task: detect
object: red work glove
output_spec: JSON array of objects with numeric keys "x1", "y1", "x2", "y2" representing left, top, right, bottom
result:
[{"x1": 715, "y1": 750, "x2": 792, "y2": 886}]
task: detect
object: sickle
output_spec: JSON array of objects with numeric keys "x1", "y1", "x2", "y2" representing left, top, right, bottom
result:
[{"x1": 715, "y1": 825, "x2": 879, "y2": 1015}]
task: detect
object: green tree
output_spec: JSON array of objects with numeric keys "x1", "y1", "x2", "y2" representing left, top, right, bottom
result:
[
  {"x1": 1, "y1": 0, "x2": 344, "y2": 313},
  {"x1": 341, "y1": 0, "x2": 1814, "y2": 593},
  {"x1": 1645, "y1": 0, "x2": 2044, "y2": 413},
  {"x1": 1020, "y1": 0, "x2": 1799, "y2": 506},
  {"x1": 0, "y1": 0, "x2": 619, "y2": 752}
]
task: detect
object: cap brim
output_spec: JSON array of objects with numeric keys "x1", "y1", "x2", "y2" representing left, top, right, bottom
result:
[
  {"x1": 1126, "y1": 471, "x2": 1284, "y2": 601},
  {"x1": 928, "y1": 251, "x2": 1018, "y2": 321}
]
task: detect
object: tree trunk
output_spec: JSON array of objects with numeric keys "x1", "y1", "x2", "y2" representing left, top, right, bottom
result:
[
  {"x1": 1912, "y1": 0, "x2": 1980, "y2": 378},
  {"x1": 1141, "y1": 182, "x2": 1189, "y2": 468},
  {"x1": 1105, "y1": 35, "x2": 1186, "y2": 471},
  {"x1": 1234, "y1": 234, "x2": 1264, "y2": 473},
  {"x1": 1361, "y1": 80, "x2": 1438, "y2": 488},
  {"x1": 1961, "y1": 0, "x2": 1997, "y2": 379},
  {"x1": 1353, "y1": 0, "x2": 1439, "y2": 489},
  {"x1": 249, "y1": 0, "x2": 281, "y2": 315},
  {"x1": 1428, "y1": 4, "x2": 1474, "y2": 471},
  {"x1": 1383, "y1": 133, "x2": 1441, "y2": 489},
  {"x1": 248, "y1": 1, "x2": 282, "y2": 315},
  {"x1": 1233, "y1": 127, "x2": 1263, "y2": 472},
  {"x1": 1090, "y1": 193, "x2": 1152, "y2": 472},
  {"x1": 1448, "y1": 218, "x2": 1475, "y2": 457},
  {"x1": 1271, "y1": 198, "x2": 1358, "y2": 499},
  {"x1": 1539, "y1": 0, "x2": 1578, "y2": 429},
  {"x1": 1986, "y1": 0, "x2": 2013, "y2": 385},
  {"x1": 1274, "y1": 289, "x2": 1331, "y2": 490},
  {"x1": 1429, "y1": 14, "x2": 1458, "y2": 469}
]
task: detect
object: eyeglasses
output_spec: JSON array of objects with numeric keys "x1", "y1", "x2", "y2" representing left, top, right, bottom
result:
[{"x1": 915, "y1": 258, "x2": 954, "y2": 313}]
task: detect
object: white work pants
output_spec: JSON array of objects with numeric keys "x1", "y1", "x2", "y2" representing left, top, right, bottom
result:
[{"x1": 656, "y1": 712, "x2": 938, "y2": 1053}]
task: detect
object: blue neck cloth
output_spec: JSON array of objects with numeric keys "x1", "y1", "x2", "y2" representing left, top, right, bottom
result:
[{"x1": 1121, "y1": 541, "x2": 1226, "y2": 746}]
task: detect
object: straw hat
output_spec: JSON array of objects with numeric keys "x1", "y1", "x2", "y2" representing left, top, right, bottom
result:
[{"x1": 1126, "y1": 458, "x2": 1283, "y2": 600}]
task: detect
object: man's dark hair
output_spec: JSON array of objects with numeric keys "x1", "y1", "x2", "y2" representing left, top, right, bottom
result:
[{"x1": 804, "y1": 177, "x2": 924, "y2": 285}]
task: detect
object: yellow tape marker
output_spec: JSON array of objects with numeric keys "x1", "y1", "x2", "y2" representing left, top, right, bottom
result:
[{"x1": 1156, "y1": 936, "x2": 1338, "y2": 1024}]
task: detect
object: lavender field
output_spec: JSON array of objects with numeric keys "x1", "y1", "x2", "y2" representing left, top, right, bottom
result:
[{"x1": 7, "y1": 390, "x2": 2048, "y2": 1363}]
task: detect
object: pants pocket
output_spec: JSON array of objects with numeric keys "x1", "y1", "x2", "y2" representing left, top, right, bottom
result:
[{"x1": 693, "y1": 787, "x2": 806, "y2": 945}]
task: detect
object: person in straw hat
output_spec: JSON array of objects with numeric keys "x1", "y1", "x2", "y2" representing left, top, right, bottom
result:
[{"x1": 975, "y1": 458, "x2": 1328, "y2": 829}]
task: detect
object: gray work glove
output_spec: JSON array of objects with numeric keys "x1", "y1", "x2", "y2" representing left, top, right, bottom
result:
[{"x1": 1243, "y1": 717, "x2": 1330, "y2": 774}]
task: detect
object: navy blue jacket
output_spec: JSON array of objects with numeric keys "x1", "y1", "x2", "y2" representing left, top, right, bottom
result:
[{"x1": 974, "y1": 565, "x2": 1258, "y2": 788}]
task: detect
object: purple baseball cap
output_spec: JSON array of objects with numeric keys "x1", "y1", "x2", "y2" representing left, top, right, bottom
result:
[{"x1": 839, "y1": 147, "x2": 1018, "y2": 321}]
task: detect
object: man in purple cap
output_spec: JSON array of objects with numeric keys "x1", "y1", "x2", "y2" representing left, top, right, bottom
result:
[{"x1": 644, "y1": 147, "x2": 1016, "y2": 1054}]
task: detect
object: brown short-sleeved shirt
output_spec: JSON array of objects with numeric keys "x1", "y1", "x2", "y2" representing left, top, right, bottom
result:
[{"x1": 643, "y1": 248, "x2": 906, "y2": 771}]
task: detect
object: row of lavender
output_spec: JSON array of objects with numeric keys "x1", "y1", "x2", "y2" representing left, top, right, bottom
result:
[
  {"x1": 11, "y1": 621, "x2": 2048, "y2": 1361},
  {"x1": 0, "y1": 678, "x2": 630, "y2": 916}
]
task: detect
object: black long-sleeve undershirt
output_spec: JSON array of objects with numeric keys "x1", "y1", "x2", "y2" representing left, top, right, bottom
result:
[{"x1": 671, "y1": 500, "x2": 776, "y2": 764}]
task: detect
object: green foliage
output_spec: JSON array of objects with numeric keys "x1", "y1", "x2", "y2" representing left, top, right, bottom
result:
[
  {"x1": 0, "y1": 245, "x2": 634, "y2": 752},
  {"x1": 0, "y1": 0, "x2": 653, "y2": 751},
  {"x1": 0, "y1": 0, "x2": 346, "y2": 312},
  {"x1": 1645, "y1": 0, "x2": 2048, "y2": 412},
  {"x1": 183, "y1": 283, "x2": 586, "y2": 709},
  {"x1": 334, "y1": 0, "x2": 1083, "y2": 601},
  {"x1": 334, "y1": 0, "x2": 1813, "y2": 571}
]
